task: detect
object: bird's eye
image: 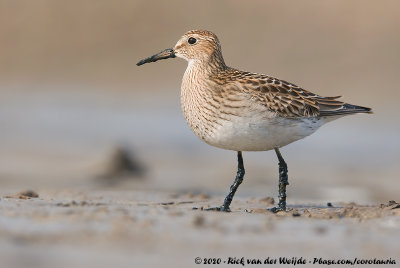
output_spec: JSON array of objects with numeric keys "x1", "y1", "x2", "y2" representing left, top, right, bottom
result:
[{"x1": 188, "y1": 37, "x2": 197, "y2": 45}]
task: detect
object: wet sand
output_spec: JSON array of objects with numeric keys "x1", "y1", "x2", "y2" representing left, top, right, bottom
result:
[{"x1": 1, "y1": 189, "x2": 399, "y2": 268}]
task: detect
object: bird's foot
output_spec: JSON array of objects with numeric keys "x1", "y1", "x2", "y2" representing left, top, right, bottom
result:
[
  {"x1": 203, "y1": 205, "x2": 231, "y2": 212},
  {"x1": 268, "y1": 206, "x2": 287, "y2": 213}
]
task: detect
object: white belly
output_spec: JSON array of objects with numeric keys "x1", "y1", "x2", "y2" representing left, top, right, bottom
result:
[{"x1": 204, "y1": 115, "x2": 325, "y2": 151}]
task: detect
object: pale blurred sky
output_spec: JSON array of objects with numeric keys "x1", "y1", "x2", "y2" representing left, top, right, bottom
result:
[{"x1": 1, "y1": 0, "x2": 399, "y2": 102}]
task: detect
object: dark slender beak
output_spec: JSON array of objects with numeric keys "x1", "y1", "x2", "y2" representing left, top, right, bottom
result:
[{"x1": 136, "y1": 48, "x2": 175, "y2": 66}]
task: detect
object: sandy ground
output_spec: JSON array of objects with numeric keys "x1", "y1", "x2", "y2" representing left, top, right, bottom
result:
[
  {"x1": 0, "y1": 188, "x2": 399, "y2": 268},
  {"x1": 0, "y1": 89, "x2": 398, "y2": 268}
]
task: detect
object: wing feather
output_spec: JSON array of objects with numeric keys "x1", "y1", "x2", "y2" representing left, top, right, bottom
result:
[{"x1": 212, "y1": 69, "x2": 372, "y2": 117}]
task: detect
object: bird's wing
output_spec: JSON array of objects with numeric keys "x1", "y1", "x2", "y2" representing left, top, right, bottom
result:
[
  {"x1": 225, "y1": 70, "x2": 371, "y2": 117},
  {"x1": 234, "y1": 74, "x2": 318, "y2": 117}
]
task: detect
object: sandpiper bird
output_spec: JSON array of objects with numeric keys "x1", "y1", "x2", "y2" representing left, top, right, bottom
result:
[{"x1": 137, "y1": 30, "x2": 372, "y2": 212}]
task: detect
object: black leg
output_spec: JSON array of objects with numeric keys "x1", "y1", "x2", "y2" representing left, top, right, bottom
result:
[
  {"x1": 270, "y1": 148, "x2": 289, "y2": 212},
  {"x1": 206, "y1": 151, "x2": 245, "y2": 212}
]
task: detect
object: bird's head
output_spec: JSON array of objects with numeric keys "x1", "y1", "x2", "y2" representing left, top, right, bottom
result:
[{"x1": 137, "y1": 30, "x2": 225, "y2": 67}]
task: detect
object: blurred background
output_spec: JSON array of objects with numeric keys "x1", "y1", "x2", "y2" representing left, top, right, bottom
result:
[{"x1": 1, "y1": 0, "x2": 399, "y2": 203}]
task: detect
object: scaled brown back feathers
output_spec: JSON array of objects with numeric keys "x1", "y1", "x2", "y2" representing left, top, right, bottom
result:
[{"x1": 210, "y1": 68, "x2": 371, "y2": 118}]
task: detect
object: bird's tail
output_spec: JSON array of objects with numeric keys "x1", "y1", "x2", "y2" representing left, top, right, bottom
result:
[{"x1": 319, "y1": 102, "x2": 372, "y2": 117}]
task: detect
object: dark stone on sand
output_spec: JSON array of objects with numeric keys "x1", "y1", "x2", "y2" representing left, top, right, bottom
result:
[
  {"x1": 4, "y1": 190, "x2": 39, "y2": 199},
  {"x1": 96, "y1": 146, "x2": 146, "y2": 186}
]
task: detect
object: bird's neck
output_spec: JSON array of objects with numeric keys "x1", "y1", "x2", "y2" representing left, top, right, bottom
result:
[
  {"x1": 185, "y1": 51, "x2": 227, "y2": 77},
  {"x1": 180, "y1": 53, "x2": 226, "y2": 140}
]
